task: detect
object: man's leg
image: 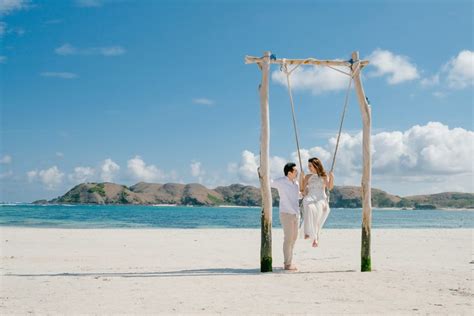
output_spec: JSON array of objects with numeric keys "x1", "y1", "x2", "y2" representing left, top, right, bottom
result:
[
  {"x1": 289, "y1": 214, "x2": 299, "y2": 261},
  {"x1": 280, "y1": 212, "x2": 294, "y2": 267}
]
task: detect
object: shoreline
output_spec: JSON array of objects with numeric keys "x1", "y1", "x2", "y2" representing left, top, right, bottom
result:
[
  {"x1": 0, "y1": 228, "x2": 472, "y2": 314},
  {"x1": 2, "y1": 203, "x2": 473, "y2": 211},
  {"x1": 1, "y1": 225, "x2": 473, "y2": 230}
]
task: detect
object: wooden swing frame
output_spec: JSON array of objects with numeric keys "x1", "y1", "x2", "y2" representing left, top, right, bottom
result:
[{"x1": 245, "y1": 51, "x2": 372, "y2": 273}]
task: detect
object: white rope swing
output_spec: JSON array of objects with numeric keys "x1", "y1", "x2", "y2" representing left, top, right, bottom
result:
[
  {"x1": 281, "y1": 60, "x2": 305, "y2": 173},
  {"x1": 281, "y1": 59, "x2": 361, "y2": 178}
]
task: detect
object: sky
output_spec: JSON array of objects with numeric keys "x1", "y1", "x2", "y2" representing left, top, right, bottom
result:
[{"x1": 0, "y1": 0, "x2": 473, "y2": 202}]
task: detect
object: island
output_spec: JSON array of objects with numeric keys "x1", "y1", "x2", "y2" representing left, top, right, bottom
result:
[{"x1": 33, "y1": 182, "x2": 474, "y2": 209}]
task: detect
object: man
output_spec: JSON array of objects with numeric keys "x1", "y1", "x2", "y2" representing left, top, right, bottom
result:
[{"x1": 271, "y1": 162, "x2": 300, "y2": 271}]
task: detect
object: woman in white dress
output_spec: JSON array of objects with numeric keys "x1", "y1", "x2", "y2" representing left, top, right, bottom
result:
[{"x1": 300, "y1": 157, "x2": 334, "y2": 248}]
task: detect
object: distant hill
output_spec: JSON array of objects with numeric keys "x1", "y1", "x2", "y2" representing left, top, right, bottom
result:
[
  {"x1": 214, "y1": 184, "x2": 279, "y2": 206},
  {"x1": 329, "y1": 186, "x2": 402, "y2": 208},
  {"x1": 48, "y1": 182, "x2": 225, "y2": 206},
  {"x1": 35, "y1": 182, "x2": 474, "y2": 209},
  {"x1": 402, "y1": 192, "x2": 474, "y2": 209}
]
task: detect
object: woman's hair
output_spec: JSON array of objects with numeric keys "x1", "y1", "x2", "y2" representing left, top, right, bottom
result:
[{"x1": 308, "y1": 157, "x2": 327, "y2": 177}]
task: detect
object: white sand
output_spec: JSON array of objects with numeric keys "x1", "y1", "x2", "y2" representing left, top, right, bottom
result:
[{"x1": 0, "y1": 228, "x2": 472, "y2": 314}]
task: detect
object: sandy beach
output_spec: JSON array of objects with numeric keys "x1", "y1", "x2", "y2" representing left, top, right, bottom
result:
[{"x1": 0, "y1": 228, "x2": 472, "y2": 314}]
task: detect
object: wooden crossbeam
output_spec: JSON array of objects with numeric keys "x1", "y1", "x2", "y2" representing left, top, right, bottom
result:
[{"x1": 245, "y1": 55, "x2": 369, "y2": 68}]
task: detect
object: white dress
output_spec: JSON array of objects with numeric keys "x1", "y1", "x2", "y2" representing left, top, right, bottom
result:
[{"x1": 301, "y1": 174, "x2": 330, "y2": 242}]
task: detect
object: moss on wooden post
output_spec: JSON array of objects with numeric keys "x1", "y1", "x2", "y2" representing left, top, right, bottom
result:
[
  {"x1": 361, "y1": 226, "x2": 371, "y2": 271},
  {"x1": 261, "y1": 217, "x2": 272, "y2": 272}
]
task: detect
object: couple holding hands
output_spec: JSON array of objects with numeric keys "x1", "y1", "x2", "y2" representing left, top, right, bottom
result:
[{"x1": 271, "y1": 157, "x2": 334, "y2": 271}]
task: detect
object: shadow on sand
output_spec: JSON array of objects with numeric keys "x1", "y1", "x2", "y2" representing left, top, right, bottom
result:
[{"x1": 4, "y1": 268, "x2": 356, "y2": 278}]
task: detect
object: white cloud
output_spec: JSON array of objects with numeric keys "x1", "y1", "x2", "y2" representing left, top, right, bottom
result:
[
  {"x1": 190, "y1": 161, "x2": 206, "y2": 183},
  {"x1": 99, "y1": 46, "x2": 125, "y2": 56},
  {"x1": 0, "y1": 1, "x2": 29, "y2": 43},
  {"x1": 444, "y1": 50, "x2": 474, "y2": 89},
  {"x1": 68, "y1": 166, "x2": 95, "y2": 184},
  {"x1": 0, "y1": 56, "x2": 6, "y2": 63},
  {"x1": 269, "y1": 155, "x2": 290, "y2": 179},
  {"x1": 192, "y1": 98, "x2": 215, "y2": 106},
  {"x1": 420, "y1": 50, "x2": 473, "y2": 90},
  {"x1": 27, "y1": 170, "x2": 37, "y2": 182},
  {"x1": 75, "y1": 0, "x2": 103, "y2": 7},
  {"x1": 231, "y1": 122, "x2": 473, "y2": 193},
  {"x1": 8, "y1": 26, "x2": 24, "y2": 36},
  {"x1": 420, "y1": 74, "x2": 439, "y2": 87},
  {"x1": 432, "y1": 91, "x2": 446, "y2": 98},
  {"x1": 227, "y1": 162, "x2": 238, "y2": 173},
  {"x1": 307, "y1": 122, "x2": 473, "y2": 177},
  {"x1": 127, "y1": 156, "x2": 164, "y2": 182},
  {"x1": 55, "y1": 43, "x2": 125, "y2": 57},
  {"x1": 27, "y1": 166, "x2": 65, "y2": 190},
  {"x1": 272, "y1": 63, "x2": 350, "y2": 94},
  {"x1": 100, "y1": 158, "x2": 120, "y2": 182},
  {"x1": 40, "y1": 167, "x2": 65, "y2": 190},
  {"x1": 367, "y1": 49, "x2": 419, "y2": 84},
  {"x1": 232, "y1": 150, "x2": 289, "y2": 185},
  {"x1": 336, "y1": 122, "x2": 473, "y2": 191},
  {"x1": 398, "y1": 122, "x2": 473, "y2": 174},
  {"x1": 56, "y1": 152, "x2": 64, "y2": 158},
  {"x1": 235, "y1": 150, "x2": 259, "y2": 184},
  {"x1": 0, "y1": 0, "x2": 29, "y2": 16},
  {"x1": 168, "y1": 170, "x2": 179, "y2": 182},
  {"x1": 0, "y1": 154, "x2": 12, "y2": 164},
  {"x1": 191, "y1": 161, "x2": 206, "y2": 177},
  {"x1": 41, "y1": 72, "x2": 78, "y2": 79},
  {"x1": 291, "y1": 146, "x2": 332, "y2": 170},
  {"x1": 190, "y1": 161, "x2": 202, "y2": 177},
  {"x1": 55, "y1": 43, "x2": 76, "y2": 55}
]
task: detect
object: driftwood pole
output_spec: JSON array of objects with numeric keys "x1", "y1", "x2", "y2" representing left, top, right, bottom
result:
[
  {"x1": 257, "y1": 51, "x2": 273, "y2": 272},
  {"x1": 352, "y1": 51, "x2": 372, "y2": 272}
]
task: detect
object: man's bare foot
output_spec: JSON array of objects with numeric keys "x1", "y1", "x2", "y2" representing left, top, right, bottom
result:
[
  {"x1": 284, "y1": 264, "x2": 298, "y2": 271},
  {"x1": 312, "y1": 240, "x2": 318, "y2": 248},
  {"x1": 304, "y1": 234, "x2": 310, "y2": 240}
]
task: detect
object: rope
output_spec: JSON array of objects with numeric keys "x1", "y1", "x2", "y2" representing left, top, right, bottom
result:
[
  {"x1": 329, "y1": 71, "x2": 353, "y2": 172},
  {"x1": 282, "y1": 61, "x2": 304, "y2": 174},
  {"x1": 329, "y1": 62, "x2": 361, "y2": 173},
  {"x1": 281, "y1": 59, "x2": 361, "y2": 178},
  {"x1": 279, "y1": 58, "x2": 362, "y2": 205},
  {"x1": 327, "y1": 65, "x2": 352, "y2": 76}
]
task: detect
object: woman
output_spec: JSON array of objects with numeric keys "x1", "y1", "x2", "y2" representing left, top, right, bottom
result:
[{"x1": 299, "y1": 157, "x2": 334, "y2": 247}]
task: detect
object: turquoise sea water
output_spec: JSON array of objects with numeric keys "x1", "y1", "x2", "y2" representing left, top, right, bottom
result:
[{"x1": 0, "y1": 204, "x2": 473, "y2": 229}]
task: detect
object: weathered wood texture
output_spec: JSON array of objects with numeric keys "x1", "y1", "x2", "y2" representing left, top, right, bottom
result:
[
  {"x1": 352, "y1": 51, "x2": 372, "y2": 272},
  {"x1": 257, "y1": 51, "x2": 273, "y2": 272}
]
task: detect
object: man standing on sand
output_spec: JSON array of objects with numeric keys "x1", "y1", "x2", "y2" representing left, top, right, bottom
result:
[{"x1": 271, "y1": 162, "x2": 300, "y2": 271}]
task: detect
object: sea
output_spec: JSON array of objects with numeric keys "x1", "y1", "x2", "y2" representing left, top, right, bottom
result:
[{"x1": 0, "y1": 204, "x2": 473, "y2": 229}]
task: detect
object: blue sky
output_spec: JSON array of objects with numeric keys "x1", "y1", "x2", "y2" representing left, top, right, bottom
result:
[{"x1": 1, "y1": 0, "x2": 473, "y2": 202}]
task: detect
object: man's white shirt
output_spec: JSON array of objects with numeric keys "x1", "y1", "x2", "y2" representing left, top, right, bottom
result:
[{"x1": 271, "y1": 176, "x2": 300, "y2": 215}]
